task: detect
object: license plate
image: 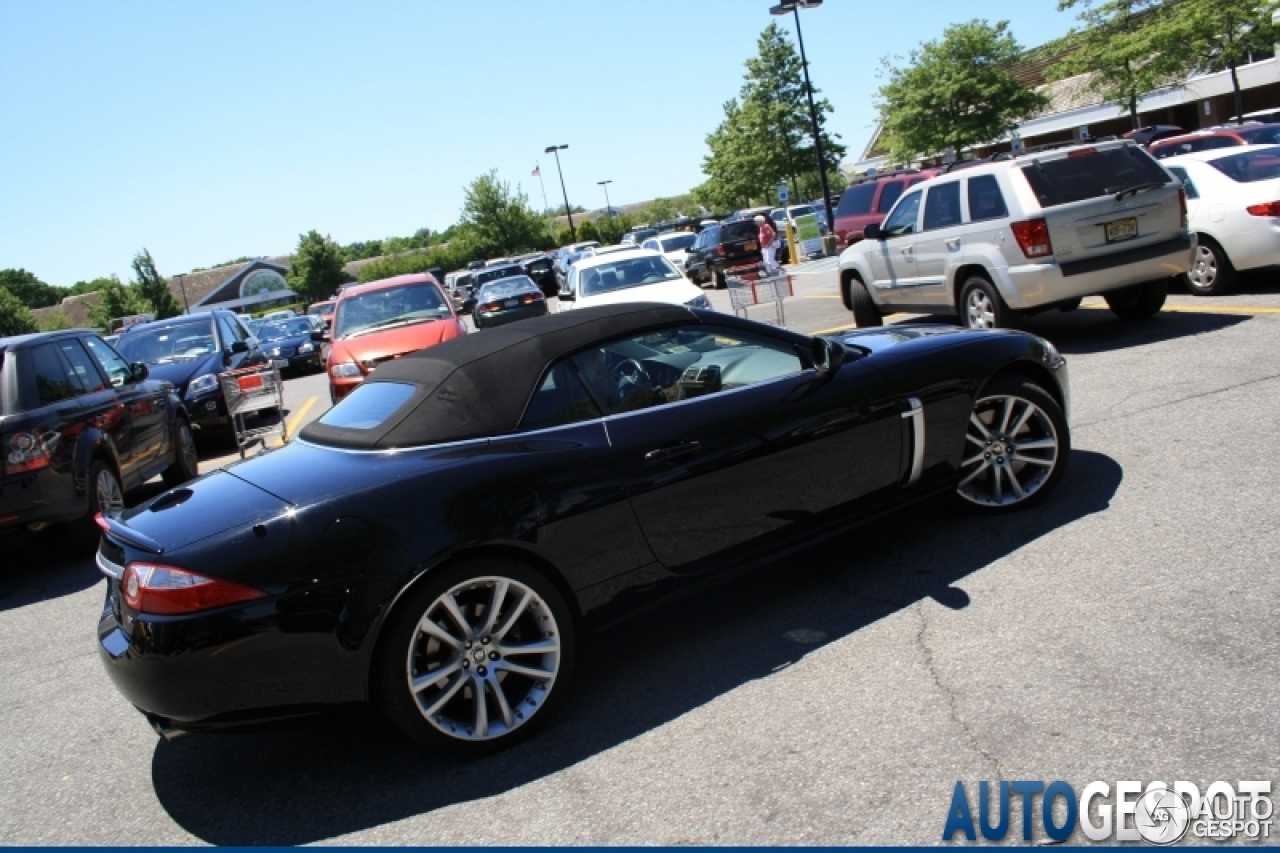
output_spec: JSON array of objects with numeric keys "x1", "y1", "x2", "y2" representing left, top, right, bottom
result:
[
  {"x1": 271, "y1": 359, "x2": 289, "y2": 369},
  {"x1": 504, "y1": 298, "x2": 519, "y2": 308},
  {"x1": 745, "y1": 241, "x2": 758, "y2": 251},
  {"x1": 1104, "y1": 217, "x2": 1138, "y2": 243}
]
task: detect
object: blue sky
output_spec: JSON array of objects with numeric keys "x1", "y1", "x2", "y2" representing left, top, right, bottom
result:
[{"x1": 0, "y1": 0, "x2": 1079, "y2": 287}]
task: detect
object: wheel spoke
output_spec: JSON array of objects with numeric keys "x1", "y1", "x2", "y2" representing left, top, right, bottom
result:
[
  {"x1": 472, "y1": 678, "x2": 489, "y2": 737},
  {"x1": 476, "y1": 579, "x2": 510, "y2": 638},
  {"x1": 498, "y1": 659, "x2": 555, "y2": 681},
  {"x1": 1010, "y1": 401, "x2": 1035, "y2": 436},
  {"x1": 1013, "y1": 452, "x2": 1055, "y2": 467},
  {"x1": 438, "y1": 592, "x2": 474, "y2": 641},
  {"x1": 992, "y1": 464, "x2": 1004, "y2": 503},
  {"x1": 491, "y1": 589, "x2": 532, "y2": 641},
  {"x1": 969, "y1": 413, "x2": 992, "y2": 440},
  {"x1": 411, "y1": 657, "x2": 462, "y2": 693},
  {"x1": 490, "y1": 680, "x2": 516, "y2": 729},
  {"x1": 958, "y1": 459, "x2": 990, "y2": 487},
  {"x1": 422, "y1": 671, "x2": 468, "y2": 717},
  {"x1": 961, "y1": 450, "x2": 986, "y2": 468},
  {"x1": 418, "y1": 615, "x2": 463, "y2": 649},
  {"x1": 998, "y1": 397, "x2": 1014, "y2": 436},
  {"x1": 1005, "y1": 466, "x2": 1026, "y2": 500},
  {"x1": 1013, "y1": 437, "x2": 1056, "y2": 451},
  {"x1": 498, "y1": 637, "x2": 559, "y2": 657},
  {"x1": 965, "y1": 432, "x2": 986, "y2": 448}
]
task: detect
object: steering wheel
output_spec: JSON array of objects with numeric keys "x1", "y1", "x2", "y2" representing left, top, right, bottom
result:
[{"x1": 613, "y1": 358, "x2": 651, "y2": 389}]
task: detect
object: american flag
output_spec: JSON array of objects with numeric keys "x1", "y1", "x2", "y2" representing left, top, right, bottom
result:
[{"x1": 531, "y1": 165, "x2": 541, "y2": 177}]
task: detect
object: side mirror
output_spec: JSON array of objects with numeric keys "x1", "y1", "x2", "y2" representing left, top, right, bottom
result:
[
  {"x1": 310, "y1": 329, "x2": 329, "y2": 342},
  {"x1": 812, "y1": 338, "x2": 846, "y2": 377},
  {"x1": 130, "y1": 362, "x2": 149, "y2": 382},
  {"x1": 864, "y1": 223, "x2": 885, "y2": 240},
  {"x1": 229, "y1": 340, "x2": 249, "y2": 354},
  {"x1": 558, "y1": 290, "x2": 575, "y2": 302}
]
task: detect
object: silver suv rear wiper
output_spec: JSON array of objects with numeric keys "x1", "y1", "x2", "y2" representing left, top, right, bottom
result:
[{"x1": 1112, "y1": 181, "x2": 1165, "y2": 200}]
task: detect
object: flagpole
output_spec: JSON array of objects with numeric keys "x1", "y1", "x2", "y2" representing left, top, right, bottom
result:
[{"x1": 535, "y1": 162, "x2": 555, "y2": 242}]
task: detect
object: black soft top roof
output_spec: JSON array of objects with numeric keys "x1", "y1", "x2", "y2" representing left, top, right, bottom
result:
[{"x1": 301, "y1": 302, "x2": 696, "y2": 449}]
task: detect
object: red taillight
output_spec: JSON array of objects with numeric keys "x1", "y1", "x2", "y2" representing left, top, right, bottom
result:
[
  {"x1": 519, "y1": 292, "x2": 544, "y2": 305},
  {"x1": 1010, "y1": 218, "x2": 1054, "y2": 259},
  {"x1": 1178, "y1": 187, "x2": 1188, "y2": 227},
  {"x1": 4, "y1": 432, "x2": 51, "y2": 476},
  {"x1": 93, "y1": 512, "x2": 111, "y2": 532},
  {"x1": 1246, "y1": 200, "x2": 1280, "y2": 217},
  {"x1": 716, "y1": 245, "x2": 726, "y2": 257},
  {"x1": 478, "y1": 301, "x2": 502, "y2": 313},
  {"x1": 121, "y1": 562, "x2": 266, "y2": 615}
]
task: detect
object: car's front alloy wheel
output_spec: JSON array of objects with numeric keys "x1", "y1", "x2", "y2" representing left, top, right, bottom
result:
[
  {"x1": 379, "y1": 558, "x2": 574, "y2": 754},
  {"x1": 957, "y1": 377, "x2": 1069, "y2": 512}
]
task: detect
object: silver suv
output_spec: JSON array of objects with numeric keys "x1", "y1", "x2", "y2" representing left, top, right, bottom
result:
[{"x1": 838, "y1": 140, "x2": 1194, "y2": 329}]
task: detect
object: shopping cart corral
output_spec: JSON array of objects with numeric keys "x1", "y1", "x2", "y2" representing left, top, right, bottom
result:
[
  {"x1": 218, "y1": 364, "x2": 288, "y2": 459},
  {"x1": 724, "y1": 264, "x2": 794, "y2": 327}
]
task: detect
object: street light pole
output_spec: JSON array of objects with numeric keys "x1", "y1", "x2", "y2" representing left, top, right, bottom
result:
[
  {"x1": 175, "y1": 273, "x2": 189, "y2": 313},
  {"x1": 770, "y1": 0, "x2": 835, "y2": 238},
  {"x1": 598, "y1": 180, "x2": 614, "y2": 218},
  {"x1": 545, "y1": 144, "x2": 575, "y2": 241}
]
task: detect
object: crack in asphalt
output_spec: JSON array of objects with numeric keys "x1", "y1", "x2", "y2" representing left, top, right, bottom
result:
[
  {"x1": 914, "y1": 604, "x2": 1003, "y2": 780},
  {"x1": 1074, "y1": 371, "x2": 1280, "y2": 431}
]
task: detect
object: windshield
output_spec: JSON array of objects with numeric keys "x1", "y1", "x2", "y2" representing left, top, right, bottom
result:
[
  {"x1": 658, "y1": 233, "x2": 696, "y2": 252},
  {"x1": 258, "y1": 318, "x2": 314, "y2": 341},
  {"x1": 334, "y1": 283, "x2": 451, "y2": 339},
  {"x1": 1207, "y1": 147, "x2": 1280, "y2": 183},
  {"x1": 115, "y1": 320, "x2": 218, "y2": 364},
  {"x1": 579, "y1": 255, "x2": 682, "y2": 296},
  {"x1": 477, "y1": 276, "x2": 538, "y2": 300},
  {"x1": 1239, "y1": 126, "x2": 1280, "y2": 145}
]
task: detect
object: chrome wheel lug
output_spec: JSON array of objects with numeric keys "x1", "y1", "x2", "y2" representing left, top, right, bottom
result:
[
  {"x1": 477, "y1": 665, "x2": 487, "y2": 676},
  {"x1": 489, "y1": 651, "x2": 499, "y2": 661}
]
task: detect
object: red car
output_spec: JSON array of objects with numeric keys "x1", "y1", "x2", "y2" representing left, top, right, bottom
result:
[
  {"x1": 1149, "y1": 123, "x2": 1280, "y2": 159},
  {"x1": 833, "y1": 168, "x2": 940, "y2": 248},
  {"x1": 325, "y1": 274, "x2": 466, "y2": 403}
]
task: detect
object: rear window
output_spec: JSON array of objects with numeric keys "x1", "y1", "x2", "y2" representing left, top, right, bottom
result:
[
  {"x1": 877, "y1": 181, "x2": 907, "y2": 213},
  {"x1": 1206, "y1": 148, "x2": 1280, "y2": 183},
  {"x1": 836, "y1": 183, "x2": 876, "y2": 217},
  {"x1": 722, "y1": 221, "x2": 757, "y2": 241},
  {"x1": 318, "y1": 381, "x2": 416, "y2": 430},
  {"x1": 1019, "y1": 145, "x2": 1170, "y2": 207}
]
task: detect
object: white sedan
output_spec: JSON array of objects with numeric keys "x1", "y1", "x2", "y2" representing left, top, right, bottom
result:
[
  {"x1": 1163, "y1": 144, "x2": 1280, "y2": 295},
  {"x1": 641, "y1": 231, "x2": 697, "y2": 271},
  {"x1": 558, "y1": 248, "x2": 711, "y2": 311}
]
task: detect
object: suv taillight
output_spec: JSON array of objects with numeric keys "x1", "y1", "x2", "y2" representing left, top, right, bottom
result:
[
  {"x1": 5, "y1": 432, "x2": 52, "y2": 476},
  {"x1": 121, "y1": 561, "x2": 266, "y2": 615},
  {"x1": 1010, "y1": 218, "x2": 1054, "y2": 259},
  {"x1": 716, "y1": 245, "x2": 726, "y2": 257},
  {"x1": 1246, "y1": 201, "x2": 1280, "y2": 217}
]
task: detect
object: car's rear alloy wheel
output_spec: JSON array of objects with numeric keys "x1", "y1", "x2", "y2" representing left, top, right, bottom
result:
[
  {"x1": 1183, "y1": 239, "x2": 1236, "y2": 296},
  {"x1": 956, "y1": 377, "x2": 1069, "y2": 513},
  {"x1": 379, "y1": 559, "x2": 575, "y2": 754},
  {"x1": 162, "y1": 419, "x2": 198, "y2": 487},
  {"x1": 960, "y1": 276, "x2": 1019, "y2": 330}
]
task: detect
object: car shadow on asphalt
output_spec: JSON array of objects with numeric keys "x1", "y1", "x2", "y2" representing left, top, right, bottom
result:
[
  {"x1": 147, "y1": 449, "x2": 1122, "y2": 845},
  {"x1": 1029, "y1": 308, "x2": 1247, "y2": 355}
]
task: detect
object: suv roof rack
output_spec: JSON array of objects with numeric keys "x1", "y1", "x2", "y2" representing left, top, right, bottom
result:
[
  {"x1": 939, "y1": 158, "x2": 992, "y2": 174},
  {"x1": 991, "y1": 136, "x2": 1123, "y2": 161},
  {"x1": 851, "y1": 167, "x2": 922, "y2": 184}
]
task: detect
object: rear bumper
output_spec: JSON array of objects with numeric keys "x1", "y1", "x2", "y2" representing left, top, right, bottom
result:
[
  {"x1": 0, "y1": 469, "x2": 84, "y2": 530},
  {"x1": 476, "y1": 304, "x2": 548, "y2": 328},
  {"x1": 997, "y1": 233, "x2": 1195, "y2": 309}
]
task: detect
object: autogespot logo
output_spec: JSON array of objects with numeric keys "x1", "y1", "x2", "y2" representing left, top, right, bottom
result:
[{"x1": 942, "y1": 780, "x2": 1274, "y2": 844}]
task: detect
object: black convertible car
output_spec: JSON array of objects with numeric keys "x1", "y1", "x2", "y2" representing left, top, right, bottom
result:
[{"x1": 96, "y1": 303, "x2": 1070, "y2": 753}]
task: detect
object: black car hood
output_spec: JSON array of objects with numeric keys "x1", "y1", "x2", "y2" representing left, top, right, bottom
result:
[
  {"x1": 144, "y1": 353, "x2": 224, "y2": 393},
  {"x1": 832, "y1": 324, "x2": 978, "y2": 354}
]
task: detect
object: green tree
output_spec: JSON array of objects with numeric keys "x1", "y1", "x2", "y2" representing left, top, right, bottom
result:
[
  {"x1": 131, "y1": 249, "x2": 183, "y2": 319},
  {"x1": 68, "y1": 277, "x2": 115, "y2": 296},
  {"x1": 458, "y1": 171, "x2": 547, "y2": 258},
  {"x1": 877, "y1": 20, "x2": 1048, "y2": 161},
  {"x1": 1050, "y1": 1, "x2": 1181, "y2": 129},
  {"x1": 288, "y1": 230, "x2": 348, "y2": 302},
  {"x1": 89, "y1": 278, "x2": 152, "y2": 330},
  {"x1": 0, "y1": 269, "x2": 61, "y2": 309},
  {"x1": 640, "y1": 198, "x2": 678, "y2": 224},
  {"x1": 0, "y1": 285, "x2": 39, "y2": 336},
  {"x1": 1163, "y1": 0, "x2": 1280, "y2": 121},
  {"x1": 698, "y1": 23, "x2": 846, "y2": 211},
  {"x1": 37, "y1": 309, "x2": 72, "y2": 331}
]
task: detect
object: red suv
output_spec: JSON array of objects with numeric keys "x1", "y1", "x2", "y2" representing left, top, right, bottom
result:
[
  {"x1": 833, "y1": 168, "x2": 940, "y2": 248},
  {"x1": 1150, "y1": 123, "x2": 1280, "y2": 159}
]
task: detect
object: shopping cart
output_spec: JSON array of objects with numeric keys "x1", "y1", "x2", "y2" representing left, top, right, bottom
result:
[
  {"x1": 724, "y1": 263, "x2": 794, "y2": 326},
  {"x1": 218, "y1": 364, "x2": 288, "y2": 459}
]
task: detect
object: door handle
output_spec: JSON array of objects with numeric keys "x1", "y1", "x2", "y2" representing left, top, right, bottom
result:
[
  {"x1": 945, "y1": 237, "x2": 961, "y2": 250},
  {"x1": 901, "y1": 246, "x2": 914, "y2": 257},
  {"x1": 644, "y1": 440, "x2": 701, "y2": 465}
]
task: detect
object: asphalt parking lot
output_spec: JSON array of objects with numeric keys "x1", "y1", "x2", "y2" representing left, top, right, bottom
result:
[{"x1": 1, "y1": 265, "x2": 1277, "y2": 844}]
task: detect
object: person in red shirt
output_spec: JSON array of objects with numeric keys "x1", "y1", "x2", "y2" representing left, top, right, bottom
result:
[{"x1": 755, "y1": 214, "x2": 779, "y2": 273}]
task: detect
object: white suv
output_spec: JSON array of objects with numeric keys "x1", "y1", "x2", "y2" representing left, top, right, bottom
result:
[{"x1": 838, "y1": 140, "x2": 1195, "y2": 329}]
